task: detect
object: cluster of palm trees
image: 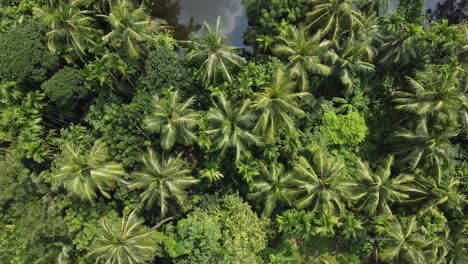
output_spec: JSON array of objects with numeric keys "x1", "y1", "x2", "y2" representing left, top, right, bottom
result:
[
  {"x1": 42, "y1": 0, "x2": 468, "y2": 263},
  {"x1": 34, "y1": 0, "x2": 165, "y2": 62}
]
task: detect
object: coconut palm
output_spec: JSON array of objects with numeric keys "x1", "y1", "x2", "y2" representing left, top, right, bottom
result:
[
  {"x1": 98, "y1": 0, "x2": 162, "y2": 58},
  {"x1": 128, "y1": 149, "x2": 199, "y2": 216},
  {"x1": 291, "y1": 149, "x2": 346, "y2": 214},
  {"x1": 34, "y1": 0, "x2": 101, "y2": 60},
  {"x1": 54, "y1": 140, "x2": 125, "y2": 201},
  {"x1": 342, "y1": 156, "x2": 421, "y2": 216},
  {"x1": 273, "y1": 25, "x2": 332, "y2": 91},
  {"x1": 252, "y1": 67, "x2": 309, "y2": 142},
  {"x1": 375, "y1": 215, "x2": 431, "y2": 263},
  {"x1": 144, "y1": 90, "x2": 199, "y2": 150},
  {"x1": 306, "y1": 0, "x2": 366, "y2": 46},
  {"x1": 391, "y1": 119, "x2": 457, "y2": 169},
  {"x1": 89, "y1": 210, "x2": 156, "y2": 264},
  {"x1": 394, "y1": 74, "x2": 467, "y2": 125},
  {"x1": 74, "y1": 0, "x2": 112, "y2": 14},
  {"x1": 247, "y1": 162, "x2": 294, "y2": 216},
  {"x1": 416, "y1": 168, "x2": 466, "y2": 215},
  {"x1": 378, "y1": 21, "x2": 423, "y2": 69},
  {"x1": 329, "y1": 41, "x2": 375, "y2": 95},
  {"x1": 185, "y1": 16, "x2": 245, "y2": 86},
  {"x1": 206, "y1": 94, "x2": 260, "y2": 164}
]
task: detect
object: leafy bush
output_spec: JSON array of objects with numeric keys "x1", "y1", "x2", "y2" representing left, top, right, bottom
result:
[
  {"x1": 139, "y1": 47, "x2": 194, "y2": 94},
  {"x1": 158, "y1": 194, "x2": 270, "y2": 263},
  {"x1": 42, "y1": 67, "x2": 87, "y2": 109},
  {"x1": 0, "y1": 20, "x2": 58, "y2": 83},
  {"x1": 321, "y1": 111, "x2": 368, "y2": 147}
]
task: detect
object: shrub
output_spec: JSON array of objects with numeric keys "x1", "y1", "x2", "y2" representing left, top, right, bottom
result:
[
  {"x1": 42, "y1": 67, "x2": 87, "y2": 109},
  {"x1": 321, "y1": 111, "x2": 368, "y2": 147},
  {"x1": 0, "y1": 20, "x2": 58, "y2": 83}
]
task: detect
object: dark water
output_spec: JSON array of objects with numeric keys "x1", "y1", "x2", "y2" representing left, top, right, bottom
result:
[{"x1": 146, "y1": 0, "x2": 248, "y2": 47}]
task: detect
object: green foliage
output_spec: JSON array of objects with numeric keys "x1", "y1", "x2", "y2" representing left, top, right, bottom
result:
[
  {"x1": 243, "y1": 0, "x2": 307, "y2": 47},
  {"x1": 139, "y1": 47, "x2": 194, "y2": 93},
  {"x1": 396, "y1": 0, "x2": 424, "y2": 24},
  {"x1": 0, "y1": 19, "x2": 58, "y2": 82},
  {"x1": 158, "y1": 194, "x2": 270, "y2": 263},
  {"x1": 321, "y1": 110, "x2": 368, "y2": 147},
  {"x1": 42, "y1": 67, "x2": 87, "y2": 109},
  {"x1": 85, "y1": 93, "x2": 153, "y2": 168},
  {"x1": 64, "y1": 202, "x2": 118, "y2": 252}
]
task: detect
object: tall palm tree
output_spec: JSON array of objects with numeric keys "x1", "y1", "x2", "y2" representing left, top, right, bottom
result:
[
  {"x1": 273, "y1": 25, "x2": 332, "y2": 91},
  {"x1": 329, "y1": 40, "x2": 375, "y2": 95},
  {"x1": 247, "y1": 162, "x2": 294, "y2": 216},
  {"x1": 306, "y1": 0, "x2": 366, "y2": 46},
  {"x1": 378, "y1": 21, "x2": 422, "y2": 69},
  {"x1": 98, "y1": 0, "x2": 161, "y2": 58},
  {"x1": 416, "y1": 168, "x2": 466, "y2": 215},
  {"x1": 291, "y1": 149, "x2": 346, "y2": 214},
  {"x1": 252, "y1": 68, "x2": 309, "y2": 142},
  {"x1": 206, "y1": 94, "x2": 260, "y2": 164},
  {"x1": 391, "y1": 119, "x2": 457, "y2": 169},
  {"x1": 89, "y1": 210, "x2": 156, "y2": 264},
  {"x1": 375, "y1": 215, "x2": 431, "y2": 263},
  {"x1": 54, "y1": 140, "x2": 125, "y2": 201},
  {"x1": 128, "y1": 149, "x2": 199, "y2": 216},
  {"x1": 34, "y1": 0, "x2": 101, "y2": 60},
  {"x1": 394, "y1": 75, "x2": 467, "y2": 125},
  {"x1": 144, "y1": 90, "x2": 199, "y2": 150},
  {"x1": 185, "y1": 16, "x2": 246, "y2": 86},
  {"x1": 342, "y1": 156, "x2": 421, "y2": 216}
]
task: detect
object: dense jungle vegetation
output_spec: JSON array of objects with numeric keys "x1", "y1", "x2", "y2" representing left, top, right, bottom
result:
[{"x1": 0, "y1": 0, "x2": 467, "y2": 263}]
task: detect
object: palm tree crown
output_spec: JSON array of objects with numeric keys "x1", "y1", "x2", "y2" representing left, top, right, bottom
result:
[
  {"x1": 98, "y1": 0, "x2": 162, "y2": 58},
  {"x1": 394, "y1": 73, "x2": 467, "y2": 125},
  {"x1": 90, "y1": 210, "x2": 156, "y2": 264},
  {"x1": 144, "y1": 90, "x2": 199, "y2": 150},
  {"x1": 273, "y1": 25, "x2": 332, "y2": 91},
  {"x1": 291, "y1": 149, "x2": 346, "y2": 214},
  {"x1": 185, "y1": 16, "x2": 246, "y2": 86},
  {"x1": 306, "y1": 0, "x2": 365, "y2": 46},
  {"x1": 342, "y1": 156, "x2": 421, "y2": 216},
  {"x1": 248, "y1": 162, "x2": 294, "y2": 216},
  {"x1": 34, "y1": 0, "x2": 101, "y2": 60},
  {"x1": 54, "y1": 140, "x2": 125, "y2": 201},
  {"x1": 252, "y1": 67, "x2": 309, "y2": 142},
  {"x1": 128, "y1": 149, "x2": 199, "y2": 216},
  {"x1": 206, "y1": 94, "x2": 260, "y2": 164},
  {"x1": 391, "y1": 119, "x2": 457, "y2": 169}
]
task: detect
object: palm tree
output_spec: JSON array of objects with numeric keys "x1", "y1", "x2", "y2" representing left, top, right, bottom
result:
[
  {"x1": 342, "y1": 156, "x2": 421, "y2": 216},
  {"x1": 185, "y1": 16, "x2": 245, "y2": 86},
  {"x1": 34, "y1": 0, "x2": 101, "y2": 60},
  {"x1": 74, "y1": 0, "x2": 112, "y2": 14},
  {"x1": 54, "y1": 140, "x2": 125, "y2": 201},
  {"x1": 98, "y1": 0, "x2": 162, "y2": 58},
  {"x1": 394, "y1": 75, "x2": 467, "y2": 125},
  {"x1": 273, "y1": 25, "x2": 332, "y2": 91},
  {"x1": 206, "y1": 94, "x2": 260, "y2": 164},
  {"x1": 416, "y1": 168, "x2": 466, "y2": 215},
  {"x1": 89, "y1": 210, "x2": 156, "y2": 264},
  {"x1": 247, "y1": 162, "x2": 294, "y2": 216},
  {"x1": 378, "y1": 20, "x2": 423, "y2": 69},
  {"x1": 375, "y1": 215, "x2": 431, "y2": 263},
  {"x1": 252, "y1": 67, "x2": 309, "y2": 142},
  {"x1": 391, "y1": 119, "x2": 457, "y2": 169},
  {"x1": 128, "y1": 149, "x2": 199, "y2": 216},
  {"x1": 306, "y1": 0, "x2": 366, "y2": 46},
  {"x1": 291, "y1": 149, "x2": 346, "y2": 214},
  {"x1": 144, "y1": 90, "x2": 199, "y2": 150},
  {"x1": 329, "y1": 41, "x2": 375, "y2": 95}
]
